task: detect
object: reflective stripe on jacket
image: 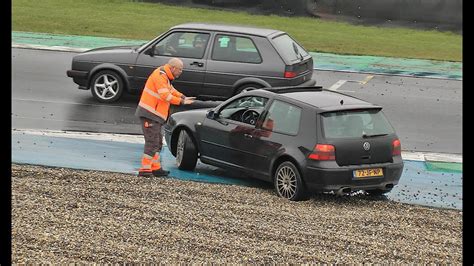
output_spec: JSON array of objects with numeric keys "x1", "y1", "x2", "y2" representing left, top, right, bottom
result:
[{"x1": 137, "y1": 64, "x2": 184, "y2": 121}]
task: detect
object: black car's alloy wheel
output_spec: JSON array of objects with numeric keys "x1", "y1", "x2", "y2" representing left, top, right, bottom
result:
[
  {"x1": 176, "y1": 130, "x2": 198, "y2": 170},
  {"x1": 90, "y1": 70, "x2": 124, "y2": 103},
  {"x1": 274, "y1": 161, "x2": 307, "y2": 201}
]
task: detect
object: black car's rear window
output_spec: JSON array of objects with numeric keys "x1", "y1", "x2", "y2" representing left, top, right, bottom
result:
[
  {"x1": 272, "y1": 34, "x2": 309, "y2": 63},
  {"x1": 321, "y1": 109, "x2": 395, "y2": 139}
]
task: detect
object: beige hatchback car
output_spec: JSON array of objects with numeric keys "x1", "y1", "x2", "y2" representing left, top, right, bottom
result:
[{"x1": 67, "y1": 23, "x2": 316, "y2": 103}]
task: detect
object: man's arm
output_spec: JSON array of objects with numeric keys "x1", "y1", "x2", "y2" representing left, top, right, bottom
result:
[
  {"x1": 170, "y1": 85, "x2": 184, "y2": 98},
  {"x1": 170, "y1": 85, "x2": 195, "y2": 104},
  {"x1": 154, "y1": 77, "x2": 183, "y2": 105}
]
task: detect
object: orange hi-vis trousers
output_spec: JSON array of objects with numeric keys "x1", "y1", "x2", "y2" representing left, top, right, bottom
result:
[
  {"x1": 139, "y1": 154, "x2": 153, "y2": 173},
  {"x1": 139, "y1": 152, "x2": 162, "y2": 172},
  {"x1": 139, "y1": 117, "x2": 164, "y2": 171}
]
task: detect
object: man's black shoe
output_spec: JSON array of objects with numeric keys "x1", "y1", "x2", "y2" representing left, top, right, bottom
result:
[
  {"x1": 138, "y1": 171, "x2": 153, "y2": 177},
  {"x1": 153, "y1": 168, "x2": 170, "y2": 177}
]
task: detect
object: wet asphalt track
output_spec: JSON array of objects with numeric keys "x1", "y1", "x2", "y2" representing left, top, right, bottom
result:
[{"x1": 12, "y1": 48, "x2": 462, "y2": 154}]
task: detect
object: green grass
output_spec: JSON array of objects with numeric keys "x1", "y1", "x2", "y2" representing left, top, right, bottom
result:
[{"x1": 12, "y1": 0, "x2": 462, "y2": 61}]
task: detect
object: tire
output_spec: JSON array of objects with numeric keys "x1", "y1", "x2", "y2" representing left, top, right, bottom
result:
[
  {"x1": 90, "y1": 70, "x2": 124, "y2": 103},
  {"x1": 274, "y1": 161, "x2": 307, "y2": 201},
  {"x1": 365, "y1": 189, "x2": 392, "y2": 196},
  {"x1": 234, "y1": 83, "x2": 262, "y2": 95},
  {"x1": 176, "y1": 130, "x2": 198, "y2": 170}
]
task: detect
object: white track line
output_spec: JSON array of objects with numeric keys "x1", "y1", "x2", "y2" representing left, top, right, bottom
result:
[
  {"x1": 327, "y1": 80, "x2": 347, "y2": 91},
  {"x1": 12, "y1": 128, "x2": 146, "y2": 145},
  {"x1": 12, "y1": 43, "x2": 89, "y2": 53},
  {"x1": 13, "y1": 97, "x2": 134, "y2": 109}
]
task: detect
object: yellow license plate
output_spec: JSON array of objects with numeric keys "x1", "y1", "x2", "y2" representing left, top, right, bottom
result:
[{"x1": 353, "y1": 168, "x2": 383, "y2": 178}]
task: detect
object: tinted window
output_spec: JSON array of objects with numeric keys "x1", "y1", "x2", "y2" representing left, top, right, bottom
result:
[
  {"x1": 272, "y1": 34, "x2": 309, "y2": 63},
  {"x1": 322, "y1": 109, "x2": 395, "y2": 138},
  {"x1": 212, "y1": 34, "x2": 262, "y2": 64},
  {"x1": 154, "y1": 32, "x2": 210, "y2": 59},
  {"x1": 262, "y1": 100, "x2": 302, "y2": 135}
]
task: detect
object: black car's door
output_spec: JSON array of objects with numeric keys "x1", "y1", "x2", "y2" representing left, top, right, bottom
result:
[
  {"x1": 199, "y1": 95, "x2": 269, "y2": 172},
  {"x1": 133, "y1": 31, "x2": 211, "y2": 96},
  {"x1": 247, "y1": 99, "x2": 303, "y2": 175}
]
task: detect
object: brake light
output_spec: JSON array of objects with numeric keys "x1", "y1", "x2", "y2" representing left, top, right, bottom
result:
[
  {"x1": 284, "y1": 71, "x2": 297, "y2": 78},
  {"x1": 309, "y1": 144, "x2": 335, "y2": 160},
  {"x1": 392, "y1": 139, "x2": 401, "y2": 156}
]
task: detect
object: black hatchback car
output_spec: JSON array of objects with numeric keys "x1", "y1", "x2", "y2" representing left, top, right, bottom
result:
[
  {"x1": 66, "y1": 23, "x2": 316, "y2": 103},
  {"x1": 164, "y1": 86, "x2": 403, "y2": 201}
]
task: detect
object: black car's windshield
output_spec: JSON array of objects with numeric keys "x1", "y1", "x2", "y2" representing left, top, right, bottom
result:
[
  {"x1": 272, "y1": 34, "x2": 309, "y2": 62},
  {"x1": 321, "y1": 109, "x2": 395, "y2": 139}
]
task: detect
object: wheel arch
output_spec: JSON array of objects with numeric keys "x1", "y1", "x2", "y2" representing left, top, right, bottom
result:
[
  {"x1": 271, "y1": 154, "x2": 305, "y2": 186},
  {"x1": 88, "y1": 63, "x2": 131, "y2": 92},
  {"x1": 170, "y1": 125, "x2": 199, "y2": 157},
  {"x1": 232, "y1": 78, "x2": 271, "y2": 95}
]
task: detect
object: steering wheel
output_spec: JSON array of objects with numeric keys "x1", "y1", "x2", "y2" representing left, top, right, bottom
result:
[{"x1": 241, "y1": 109, "x2": 260, "y2": 125}]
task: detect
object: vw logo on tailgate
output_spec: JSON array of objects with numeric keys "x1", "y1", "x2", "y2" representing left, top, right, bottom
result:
[{"x1": 363, "y1": 142, "x2": 371, "y2": 151}]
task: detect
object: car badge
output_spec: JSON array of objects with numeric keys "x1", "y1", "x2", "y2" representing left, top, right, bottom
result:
[{"x1": 363, "y1": 142, "x2": 371, "y2": 151}]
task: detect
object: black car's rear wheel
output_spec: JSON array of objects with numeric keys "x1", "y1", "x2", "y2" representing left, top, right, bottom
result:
[
  {"x1": 90, "y1": 70, "x2": 124, "y2": 103},
  {"x1": 176, "y1": 130, "x2": 198, "y2": 170},
  {"x1": 274, "y1": 161, "x2": 307, "y2": 201}
]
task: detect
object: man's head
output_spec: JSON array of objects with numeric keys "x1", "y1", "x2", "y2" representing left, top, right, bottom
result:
[{"x1": 168, "y1": 58, "x2": 184, "y2": 78}]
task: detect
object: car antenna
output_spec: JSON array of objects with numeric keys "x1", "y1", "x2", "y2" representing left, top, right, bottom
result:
[{"x1": 340, "y1": 99, "x2": 344, "y2": 105}]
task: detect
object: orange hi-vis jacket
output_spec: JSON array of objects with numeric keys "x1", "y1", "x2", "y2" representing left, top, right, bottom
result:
[{"x1": 137, "y1": 64, "x2": 184, "y2": 121}]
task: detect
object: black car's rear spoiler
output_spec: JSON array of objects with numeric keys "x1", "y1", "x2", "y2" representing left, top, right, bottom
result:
[{"x1": 262, "y1": 86, "x2": 323, "y2": 94}]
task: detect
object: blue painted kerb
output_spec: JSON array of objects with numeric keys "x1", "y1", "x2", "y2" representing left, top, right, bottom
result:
[{"x1": 12, "y1": 132, "x2": 462, "y2": 211}]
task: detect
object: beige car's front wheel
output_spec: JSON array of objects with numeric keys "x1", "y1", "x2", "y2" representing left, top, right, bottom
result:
[{"x1": 90, "y1": 70, "x2": 124, "y2": 103}]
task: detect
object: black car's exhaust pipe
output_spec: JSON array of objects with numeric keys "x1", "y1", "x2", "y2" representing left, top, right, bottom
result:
[{"x1": 336, "y1": 187, "x2": 351, "y2": 196}]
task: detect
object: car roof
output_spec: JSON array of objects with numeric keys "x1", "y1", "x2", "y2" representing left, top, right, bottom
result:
[
  {"x1": 252, "y1": 87, "x2": 381, "y2": 112},
  {"x1": 171, "y1": 23, "x2": 285, "y2": 37}
]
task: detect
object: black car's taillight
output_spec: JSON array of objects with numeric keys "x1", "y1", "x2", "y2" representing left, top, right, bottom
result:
[
  {"x1": 308, "y1": 144, "x2": 335, "y2": 161},
  {"x1": 392, "y1": 139, "x2": 401, "y2": 156}
]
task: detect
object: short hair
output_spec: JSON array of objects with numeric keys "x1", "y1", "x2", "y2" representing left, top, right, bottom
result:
[{"x1": 168, "y1": 58, "x2": 183, "y2": 68}]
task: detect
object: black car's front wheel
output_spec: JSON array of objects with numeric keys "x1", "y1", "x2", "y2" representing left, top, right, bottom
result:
[
  {"x1": 176, "y1": 129, "x2": 198, "y2": 170},
  {"x1": 90, "y1": 70, "x2": 124, "y2": 103},
  {"x1": 274, "y1": 161, "x2": 307, "y2": 201}
]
